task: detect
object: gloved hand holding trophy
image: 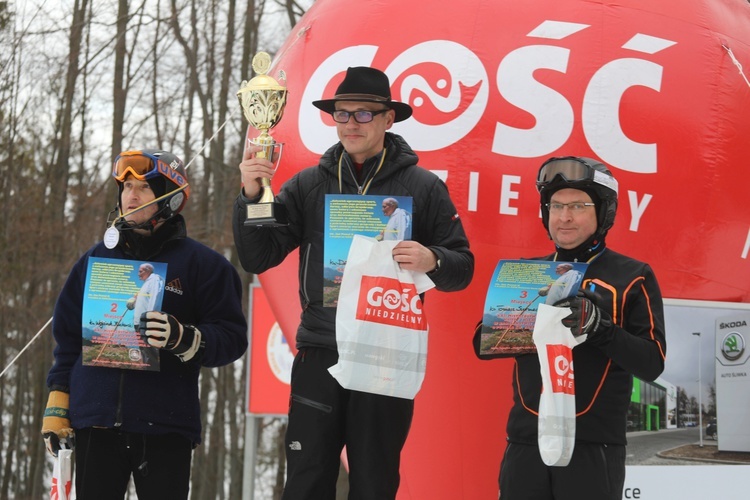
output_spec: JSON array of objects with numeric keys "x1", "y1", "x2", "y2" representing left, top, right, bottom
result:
[{"x1": 237, "y1": 51, "x2": 289, "y2": 226}]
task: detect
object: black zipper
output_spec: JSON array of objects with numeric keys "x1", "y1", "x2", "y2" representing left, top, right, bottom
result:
[
  {"x1": 599, "y1": 443, "x2": 611, "y2": 492},
  {"x1": 291, "y1": 394, "x2": 332, "y2": 413},
  {"x1": 114, "y1": 371, "x2": 125, "y2": 427},
  {"x1": 300, "y1": 243, "x2": 311, "y2": 308}
]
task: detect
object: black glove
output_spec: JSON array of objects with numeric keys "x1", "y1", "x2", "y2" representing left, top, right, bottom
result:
[
  {"x1": 139, "y1": 311, "x2": 202, "y2": 362},
  {"x1": 552, "y1": 290, "x2": 610, "y2": 338},
  {"x1": 42, "y1": 390, "x2": 75, "y2": 456}
]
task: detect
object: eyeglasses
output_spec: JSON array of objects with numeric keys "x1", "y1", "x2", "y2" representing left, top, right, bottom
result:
[
  {"x1": 546, "y1": 202, "x2": 596, "y2": 213},
  {"x1": 112, "y1": 151, "x2": 162, "y2": 182},
  {"x1": 331, "y1": 109, "x2": 390, "y2": 123}
]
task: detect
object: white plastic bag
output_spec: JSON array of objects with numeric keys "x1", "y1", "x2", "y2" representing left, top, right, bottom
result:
[
  {"x1": 50, "y1": 448, "x2": 73, "y2": 500},
  {"x1": 329, "y1": 235, "x2": 435, "y2": 399},
  {"x1": 533, "y1": 303, "x2": 587, "y2": 467}
]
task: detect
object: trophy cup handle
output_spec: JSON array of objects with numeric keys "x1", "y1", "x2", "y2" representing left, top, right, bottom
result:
[{"x1": 272, "y1": 143, "x2": 284, "y2": 173}]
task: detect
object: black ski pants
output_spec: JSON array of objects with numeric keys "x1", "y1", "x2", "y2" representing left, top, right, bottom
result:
[
  {"x1": 499, "y1": 440, "x2": 626, "y2": 499},
  {"x1": 74, "y1": 427, "x2": 192, "y2": 499},
  {"x1": 282, "y1": 347, "x2": 414, "y2": 500}
]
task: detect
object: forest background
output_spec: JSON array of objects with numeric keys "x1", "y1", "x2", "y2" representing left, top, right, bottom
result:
[{"x1": 0, "y1": 1, "x2": 315, "y2": 498}]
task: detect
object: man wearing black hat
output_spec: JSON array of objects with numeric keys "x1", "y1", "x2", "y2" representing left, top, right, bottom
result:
[
  {"x1": 234, "y1": 67, "x2": 474, "y2": 499},
  {"x1": 474, "y1": 156, "x2": 666, "y2": 499}
]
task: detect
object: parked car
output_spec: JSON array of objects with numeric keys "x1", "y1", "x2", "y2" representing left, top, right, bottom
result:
[{"x1": 706, "y1": 418, "x2": 717, "y2": 440}]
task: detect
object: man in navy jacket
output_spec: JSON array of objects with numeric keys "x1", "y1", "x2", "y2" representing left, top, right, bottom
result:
[{"x1": 43, "y1": 149, "x2": 248, "y2": 498}]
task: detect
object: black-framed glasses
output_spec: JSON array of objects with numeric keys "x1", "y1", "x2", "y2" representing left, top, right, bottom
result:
[
  {"x1": 545, "y1": 202, "x2": 596, "y2": 213},
  {"x1": 331, "y1": 109, "x2": 390, "y2": 123}
]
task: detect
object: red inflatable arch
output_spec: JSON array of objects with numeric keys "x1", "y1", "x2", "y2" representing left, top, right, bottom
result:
[{"x1": 250, "y1": 0, "x2": 750, "y2": 497}]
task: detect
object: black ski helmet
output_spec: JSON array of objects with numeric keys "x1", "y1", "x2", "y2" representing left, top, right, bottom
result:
[
  {"x1": 536, "y1": 156, "x2": 618, "y2": 239},
  {"x1": 112, "y1": 149, "x2": 190, "y2": 224}
]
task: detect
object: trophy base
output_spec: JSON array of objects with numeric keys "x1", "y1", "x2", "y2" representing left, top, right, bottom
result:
[{"x1": 244, "y1": 202, "x2": 288, "y2": 227}]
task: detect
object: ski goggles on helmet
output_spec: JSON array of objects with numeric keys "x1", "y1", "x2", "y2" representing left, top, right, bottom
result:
[
  {"x1": 536, "y1": 156, "x2": 618, "y2": 195},
  {"x1": 536, "y1": 157, "x2": 595, "y2": 188},
  {"x1": 112, "y1": 151, "x2": 163, "y2": 182}
]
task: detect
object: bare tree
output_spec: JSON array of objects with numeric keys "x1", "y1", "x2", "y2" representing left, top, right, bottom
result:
[
  {"x1": 1, "y1": 1, "x2": 313, "y2": 497},
  {"x1": 0, "y1": 1, "x2": 99, "y2": 497},
  {"x1": 47, "y1": 0, "x2": 90, "y2": 239},
  {"x1": 275, "y1": 0, "x2": 306, "y2": 29},
  {"x1": 111, "y1": 0, "x2": 129, "y2": 162}
]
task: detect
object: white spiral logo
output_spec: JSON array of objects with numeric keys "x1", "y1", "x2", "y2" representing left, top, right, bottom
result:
[
  {"x1": 386, "y1": 40, "x2": 489, "y2": 151},
  {"x1": 299, "y1": 42, "x2": 488, "y2": 154}
]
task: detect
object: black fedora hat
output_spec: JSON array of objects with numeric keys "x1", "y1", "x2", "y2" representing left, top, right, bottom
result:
[{"x1": 312, "y1": 67, "x2": 413, "y2": 122}]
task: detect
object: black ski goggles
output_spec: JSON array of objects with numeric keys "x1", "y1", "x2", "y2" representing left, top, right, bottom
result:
[{"x1": 536, "y1": 157, "x2": 596, "y2": 189}]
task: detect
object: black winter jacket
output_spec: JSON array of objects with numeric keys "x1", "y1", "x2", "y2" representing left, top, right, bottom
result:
[
  {"x1": 475, "y1": 247, "x2": 666, "y2": 446},
  {"x1": 234, "y1": 133, "x2": 474, "y2": 350}
]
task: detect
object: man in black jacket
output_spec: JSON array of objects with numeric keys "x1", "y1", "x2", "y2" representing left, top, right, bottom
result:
[
  {"x1": 476, "y1": 156, "x2": 666, "y2": 499},
  {"x1": 234, "y1": 66, "x2": 473, "y2": 499}
]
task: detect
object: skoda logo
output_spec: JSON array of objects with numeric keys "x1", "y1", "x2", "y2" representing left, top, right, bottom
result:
[{"x1": 721, "y1": 331, "x2": 746, "y2": 361}]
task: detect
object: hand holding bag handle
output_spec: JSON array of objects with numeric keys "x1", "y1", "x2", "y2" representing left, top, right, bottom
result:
[{"x1": 329, "y1": 235, "x2": 435, "y2": 399}]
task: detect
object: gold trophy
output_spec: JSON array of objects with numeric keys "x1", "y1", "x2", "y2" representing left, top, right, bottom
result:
[{"x1": 237, "y1": 51, "x2": 289, "y2": 226}]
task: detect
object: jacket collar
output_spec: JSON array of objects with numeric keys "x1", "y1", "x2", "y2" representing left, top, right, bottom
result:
[{"x1": 116, "y1": 214, "x2": 187, "y2": 260}]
